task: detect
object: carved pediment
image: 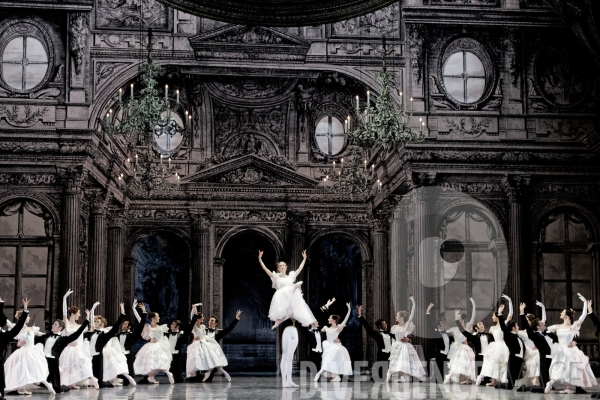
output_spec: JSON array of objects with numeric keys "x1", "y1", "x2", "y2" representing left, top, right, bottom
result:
[
  {"x1": 189, "y1": 25, "x2": 310, "y2": 62},
  {"x1": 184, "y1": 154, "x2": 317, "y2": 186}
]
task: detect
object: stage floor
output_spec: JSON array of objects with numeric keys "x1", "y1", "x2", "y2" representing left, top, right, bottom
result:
[{"x1": 9, "y1": 376, "x2": 600, "y2": 399}]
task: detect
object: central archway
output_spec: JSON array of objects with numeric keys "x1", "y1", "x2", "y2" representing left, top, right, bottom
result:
[{"x1": 222, "y1": 230, "x2": 279, "y2": 372}]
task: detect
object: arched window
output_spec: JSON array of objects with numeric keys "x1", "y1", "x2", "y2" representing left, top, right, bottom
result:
[
  {"x1": 0, "y1": 200, "x2": 53, "y2": 326},
  {"x1": 539, "y1": 209, "x2": 595, "y2": 338},
  {"x1": 315, "y1": 115, "x2": 345, "y2": 156},
  {"x1": 440, "y1": 208, "x2": 497, "y2": 320}
]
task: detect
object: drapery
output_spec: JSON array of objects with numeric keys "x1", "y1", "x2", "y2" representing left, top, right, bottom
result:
[
  {"x1": 440, "y1": 209, "x2": 495, "y2": 241},
  {"x1": 539, "y1": 210, "x2": 591, "y2": 244},
  {"x1": 0, "y1": 200, "x2": 52, "y2": 236}
]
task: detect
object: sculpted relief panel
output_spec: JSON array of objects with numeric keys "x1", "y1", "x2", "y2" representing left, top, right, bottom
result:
[{"x1": 95, "y1": 0, "x2": 170, "y2": 30}]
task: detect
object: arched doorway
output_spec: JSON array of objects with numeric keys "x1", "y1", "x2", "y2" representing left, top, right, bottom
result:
[
  {"x1": 222, "y1": 231, "x2": 278, "y2": 373},
  {"x1": 308, "y1": 234, "x2": 362, "y2": 362},
  {"x1": 134, "y1": 232, "x2": 190, "y2": 324}
]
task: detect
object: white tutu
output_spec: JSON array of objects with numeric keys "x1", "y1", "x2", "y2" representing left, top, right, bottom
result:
[
  {"x1": 480, "y1": 341, "x2": 509, "y2": 382},
  {"x1": 321, "y1": 341, "x2": 352, "y2": 375},
  {"x1": 103, "y1": 337, "x2": 129, "y2": 381},
  {"x1": 518, "y1": 332, "x2": 540, "y2": 378},
  {"x1": 4, "y1": 328, "x2": 49, "y2": 392},
  {"x1": 388, "y1": 341, "x2": 426, "y2": 378},
  {"x1": 268, "y1": 271, "x2": 316, "y2": 327},
  {"x1": 447, "y1": 342, "x2": 476, "y2": 380},
  {"x1": 549, "y1": 343, "x2": 596, "y2": 387},
  {"x1": 186, "y1": 337, "x2": 228, "y2": 376},
  {"x1": 134, "y1": 324, "x2": 172, "y2": 375},
  {"x1": 59, "y1": 325, "x2": 94, "y2": 386}
]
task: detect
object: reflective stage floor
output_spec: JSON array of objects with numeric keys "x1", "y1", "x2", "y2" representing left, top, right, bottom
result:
[{"x1": 7, "y1": 376, "x2": 600, "y2": 399}]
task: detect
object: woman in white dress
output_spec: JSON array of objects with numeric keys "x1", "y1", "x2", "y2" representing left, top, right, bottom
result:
[
  {"x1": 133, "y1": 303, "x2": 174, "y2": 384},
  {"x1": 259, "y1": 250, "x2": 317, "y2": 330},
  {"x1": 475, "y1": 302, "x2": 511, "y2": 386},
  {"x1": 59, "y1": 289, "x2": 98, "y2": 389},
  {"x1": 545, "y1": 293, "x2": 596, "y2": 394},
  {"x1": 185, "y1": 306, "x2": 230, "y2": 382},
  {"x1": 518, "y1": 302, "x2": 541, "y2": 386},
  {"x1": 4, "y1": 298, "x2": 55, "y2": 395},
  {"x1": 386, "y1": 296, "x2": 426, "y2": 382},
  {"x1": 314, "y1": 302, "x2": 352, "y2": 382},
  {"x1": 444, "y1": 308, "x2": 476, "y2": 384}
]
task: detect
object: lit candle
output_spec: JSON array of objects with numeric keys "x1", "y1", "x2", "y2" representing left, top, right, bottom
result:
[
  {"x1": 378, "y1": 180, "x2": 382, "y2": 192},
  {"x1": 364, "y1": 159, "x2": 367, "y2": 171},
  {"x1": 367, "y1": 90, "x2": 370, "y2": 106},
  {"x1": 177, "y1": 174, "x2": 180, "y2": 187},
  {"x1": 160, "y1": 154, "x2": 163, "y2": 165},
  {"x1": 106, "y1": 112, "x2": 110, "y2": 124},
  {"x1": 176, "y1": 90, "x2": 179, "y2": 104},
  {"x1": 165, "y1": 85, "x2": 169, "y2": 101},
  {"x1": 399, "y1": 91, "x2": 403, "y2": 101},
  {"x1": 410, "y1": 97, "x2": 413, "y2": 112},
  {"x1": 185, "y1": 111, "x2": 189, "y2": 126},
  {"x1": 119, "y1": 88, "x2": 122, "y2": 103},
  {"x1": 135, "y1": 153, "x2": 138, "y2": 168},
  {"x1": 421, "y1": 121, "x2": 425, "y2": 133},
  {"x1": 168, "y1": 157, "x2": 171, "y2": 168},
  {"x1": 130, "y1": 83, "x2": 134, "y2": 99},
  {"x1": 348, "y1": 115, "x2": 351, "y2": 130},
  {"x1": 189, "y1": 115, "x2": 192, "y2": 130},
  {"x1": 333, "y1": 161, "x2": 336, "y2": 170},
  {"x1": 356, "y1": 95, "x2": 359, "y2": 112},
  {"x1": 341, "y1": 158, "x2": 344, "y2": 169}
]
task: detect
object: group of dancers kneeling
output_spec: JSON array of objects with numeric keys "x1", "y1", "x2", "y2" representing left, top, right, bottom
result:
[
  {"x1": 0, "y1": 290, "x2": 241, "y2": 396},
  {"x1": 425, "y1": 294, "x2": 598, "y2": 395}
]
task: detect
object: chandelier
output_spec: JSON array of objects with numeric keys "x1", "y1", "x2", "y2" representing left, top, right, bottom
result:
[
  {"x1": 319, "y1": 146, "x2": 381, "y2": 200},
  {"x1": 101, "y1": 28, "x2": 189, "y2": 194},
  {"x1": 346, "y1": 38, "x2": 425, "y2": 149}
]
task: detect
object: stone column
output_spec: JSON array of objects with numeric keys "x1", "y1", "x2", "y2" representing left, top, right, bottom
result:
[
  {"x1": 106, "y1": 208, "x2": 126, "y2": 323},
  {"x1": 60, "y1": 167, "x2": 85, "y2": 307},
  {"x1": 87, "y1": 191, "x2": 109, "y2": 315},
  {"x1": 390, "y1": 205, "x2": 408, "y2": 316},
  {"x1": 361, "y1": 259, "x2": 375, "y2": 365},
  {"x1": 372, "y1": 213, "x2": 390, "y2": 326},
  {"x1": 502, "y1": 175, "x2": 530, "y2": 303},
  {"x1": 211, "y1": 258, "x2": 224, "y2": 320},
  {"x1": 191, "y1": 211, "x2": 210, "y2": 307},
  {"x1": 412, "y1": 190, "x2": 429, "y2": 344}
]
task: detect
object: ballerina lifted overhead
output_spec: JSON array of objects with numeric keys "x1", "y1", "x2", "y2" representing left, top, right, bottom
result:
[{"x1": 258, "y1": 250, "x2": 317, "y2": 330}]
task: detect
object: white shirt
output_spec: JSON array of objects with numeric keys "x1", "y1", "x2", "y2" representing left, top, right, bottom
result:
[
  {"x1": 119, "y1": 332, "x2": 129, "y2": 354},
  {"x1": 479, "y1": 333, "x2": 489, "y2": 355},
  {"x1": 168, "y1": 331, "x2": 182, "y2": 354},
  {"x1": 380, "y1": 331, "x2": 391, "y2": 353},
  {"x1": 43, "y1": 335, "x2": 59, "y2": 359},
  {"x1": 90, "y1": 331, "x2": 101, "y2": 356},
  {"x1": 310, "y1": 329, "x2": 322, "y2": 353},
  {"x1": 512, "y1": 332, "x2": 524, "y2": 358},
  {"x1": 439, "y1": 330, "x2": 449, "y2": 355},
  {"x1": 539, "y1": 331, "x2": 554, "y2": 358}
]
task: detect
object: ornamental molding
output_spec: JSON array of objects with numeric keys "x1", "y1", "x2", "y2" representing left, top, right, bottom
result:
[
  {"x1": 211, "y1": 210, "x2": 287, "y2": 221},
  {"x1": 0, "y1": 172, "x2": 57, "y2": 186},
  {"x1": 309, "y1": 212, "x2": 371, "y2": 222}
]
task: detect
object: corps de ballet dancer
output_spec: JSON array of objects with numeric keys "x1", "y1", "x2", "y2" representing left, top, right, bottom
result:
[
  {"x1": 517, "y1": 301, "x2": 541, "y2": 386},
  {"x1": 133, "y1": 303, "x2": 174, "y2": 384},
  {"x1": 314, "y1": 302, "x2": 352, "y2": 382},
  {"x1": 545, "y1": 293, "x2": 596, "y2": 394},
  {"x1": 3, "y1": 298, "x2": 55, "y2": 395},
  {"x1": 475, "y1": 302, "x2": 510, "y2": 386},
  {"x1": 60, "y1": 289, "x2": 99, "y2": 389},
  {"x1": 445, "y1": 307, "x2": 476, "y2": 384},
  {"x1": 185, "y1": 305, "x2": 230, "y2": 382},
  {"x1": 202, "y1": 310, "x2": 242, "y2": 382},
  {"x1": 426, "y1": 303, "x2": 453, "y2": 380},
  {"x1": 258, "y1": 250, "x2": 317, "y2": 329},
  {"x1": 386, "y1": 296, "x2": 426, "y2": 382}
]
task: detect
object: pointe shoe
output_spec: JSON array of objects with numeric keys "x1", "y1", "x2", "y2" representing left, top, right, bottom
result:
[
  {"x1": 475, "y1": 376, "x2": 482, "y2": 386},
  {"x1": 331, "y1": 376, "x2": 341, "y2": 382},
  {"x1": 126, "y1": 376, "x2": 137, "y2": 386},
  {"x1": 166, "y1": 372, "x2": 174, "y2": 384},
  {"x1": 91, "y1": 377, "x2": 99, "y2": 390},
  {"x1": 69, "y1": 385, "x2": 80, "y2": 390},
  {"x1": 202, "y1": 372, "x2": 211, "y2": 382},
  {"x1": 398, "y1": 376, "x2": 405, "y2": 383},
  {"x1": 18, "y1": 390, "x2": 32, "y2": 395},
  {"x1": 544, "y1": 381, "x2": 553, "y2": 394},
  {"x1": 222, "y1": 370, "x2": 231, "y2": 382},
  {"x1": 148, "y1": 377, "x2": 159, "y2": 384},
  {"x1": 443, "y1": 375, "x2": 451, "y2": 384},
  {"x1": 386, "y1": 373, "x2": 392, "y2": 383}
]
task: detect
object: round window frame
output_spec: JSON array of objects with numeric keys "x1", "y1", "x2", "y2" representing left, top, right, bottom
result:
[
  {"x1": 152, "y1": 109, "x2": 187, "y2": 156},
  {"x1": 0, "y1": 20, "x2": 54, "y2": 94},
  {"x1": 438, "y1": 37, "x2": 496, "y2": 108},
  {"x1": 311, "y1": 103, "x2": 348, "y2": 159}
]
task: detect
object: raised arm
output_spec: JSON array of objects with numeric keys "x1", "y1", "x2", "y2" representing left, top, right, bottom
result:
[
  {"x1": 337, "y1": 303, "x2": 351, "y2": 331},
  {"x1": 576, "y1": 293, "x2": 588, "y2": 327},
  {"x1": 468, "y1": 297, "x2": 476, "y2": 329},
  {"x1": 105, "y1": 304, "x2": 126, "y2": 338},
  {"x1": 502, "y1": 294, "x2": 513, "y2": 322},
  {"x1": 132, "y1": 299, "x2": 141, "y2": 323},
  {"x1": 295, "y1": 250, "x2": 308, "y2": 275},
  {"x1": 62, "y1": 289, "x2": 73, "y2": 324},
  {"x1": 215, "y1": 310, "x2": 242, "y2": 341},
  {"x1": 3, "y1": 298, "x2": 29, "y2": 340},
  {"x1": 0, "y1": 297, "x2": 7, "y2": 328},
  {"x1": 357, "y1": 305, "x2": 379, "y2": 339},
  {"x1": 454, "y1": 309, "x2": 473, "y2": 338},
  {"x1": 258, "y1": 250, "x2": 271, "y2": 276},
  {"x1": 88, "y1": 301, "x2": 100, "y2": 331},
  {"x1": 535, "y1": 300, "x2": 547, "y2": 323},
  {"x1": 408, "y1": 296, "x2": 416, "y2": 324},
  {"x1": 190, "y1": 304, "x2": 201, "y2": 321}
]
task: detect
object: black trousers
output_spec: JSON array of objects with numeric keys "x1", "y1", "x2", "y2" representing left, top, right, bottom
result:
[
  {"x1": 46, "y1": 357, "x2": 60, "y2": 390},
  {"x1": 505, "y1": 355, "x2": 524, "y2": 388},
  {"x1": 118, "y1": 351, "x2": 135, "y2": 386},
  {"x1": 434, "y1": 352, "x2": 449, "y2": 380},
  {"x1": 308, "y1": 351, "x2": 322, "y2": 372},
  {"x1": 539, "y1": 356, "x2": 552, "y2": 386},
  {"x1": 169, "y1": 353, "x2": 183, "y2": 383}
]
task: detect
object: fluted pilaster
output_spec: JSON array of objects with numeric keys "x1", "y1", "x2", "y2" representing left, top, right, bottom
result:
[
  {"x1": 87, "y1": 191, "x2": 110, "y2": 315},
  {"x1": 412, "y1": 191, "x2": 429, "y2": 344},
  {"x1": 191, "y1": 211, "x2": 210, "y2": 309},
  {"x1": 106, "y1": 208, "x2": 126, "y2": 323}
]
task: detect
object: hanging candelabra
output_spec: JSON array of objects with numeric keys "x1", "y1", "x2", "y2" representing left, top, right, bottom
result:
[
  {"x1": 101, "y1": 28, "x2": 190, "y2": 194},
  {"x1": 319, "y1": 146, "x2": 381, "y2": 200},
  {"x1": 347, "y1": 37, "x2": 425, "y2": 149}
]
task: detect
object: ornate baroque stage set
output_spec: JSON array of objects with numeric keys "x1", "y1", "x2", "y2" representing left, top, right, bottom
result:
[{"x1": 0, "y1": 0, "x2": 599, "y2": 397}]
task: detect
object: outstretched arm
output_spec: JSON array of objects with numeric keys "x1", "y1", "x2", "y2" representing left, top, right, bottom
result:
[
  {"x1": 0, "y1": 297, "x2": 7, "y2": 328},
  {"x1": 62, "y1": 289, "x2": 73, "y2": 324},
  {"x1": 258, "y1": 250, "x2": 271, "y2": 276},
  {"x1": 190, "y1": 304, "x2": 201, "y2": 321},
  {"x1": 105, "y1": 304, "x2": 126, "y2": 338},
  {"x1": 408, "y1": 296, "x2": 416, "y2": 324},
  {"x1": 215, "y1": 310, "x2": 242, "y2": 341},
  {"x1": 2, "y1": 298, "x2": 29, "y2": 340},
  {"x1": 357, "y1": 305, "x2": 380, "y2": 340},
  {"x1": 502, "y1": 294, "x2": 513, "y2": 322},
  {"x1": 576, "y1": 293, "x2": 588, "y2": 327},
  {"x1": 536, "y1": 300, "x2": 547, "y2": 323},
  {"x1": 88, "y1": 301, "x2": 100, "y2": 332},
  {"x1": 468, "y1": 298, "x2": 476, "y2": 329},
  {"x1": 295, "y1": 250, "x2": 308, "y2": 275},
  {"x1": 132, "y1": 299, "x2": 141, "y2": 323},
  {"x1": 338, "y1": 303, "x2": 352, "y2": 331}
]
